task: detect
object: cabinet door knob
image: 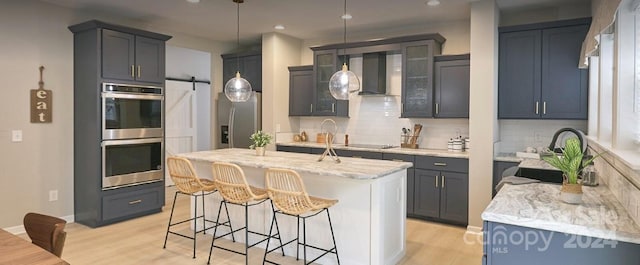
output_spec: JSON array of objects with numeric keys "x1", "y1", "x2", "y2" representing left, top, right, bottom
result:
[
  {"x1": 332, "y1": 103, "x2": 335, "y2": 113},
  {"x1": 137, "y1": 65, "x2": 141, "y2": 78},
  {"x1": 435, "y1": 176, "x2": 439, "y2": 188},
  {"x1": 543, "y1": 101, "x2": 547, "y2": 115},
  {"x1": 435, "y1": 103, "x2": 439, "y2": 114},
  {"x1": 310, "y1": 104, "x2": 313, "y2": 113},
  {"x1": 535, "y1": 101, "x2": 539, "y2": 115},
  {"x1": 131, "y1": 65, "x2": 135, "y2": 77}
]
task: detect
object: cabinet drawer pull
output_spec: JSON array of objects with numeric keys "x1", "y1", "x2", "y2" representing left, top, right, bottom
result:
[
  {"x1": 331, "y1": 103, "x2": 335, "y2": 113},
  {"x1": 137, "y1": 65, "x2": 141, "y2": 77},
  {"x1": 442, "y1": 176, "x2": 446, "y2": 188},
  {"x1": 435, "y1": 176, "x2": 439, "y2": 188},
  {"x1": 433, "y1": 162, "x2": 447, "y2": 166},
  {"x1": 130, "y1": 65, "x2": 135, "y2": 77},
  {"x1": 129, "y1": 199, "x2": 142, "y2": 205},
  {"x1": 543, "y1": 101, "x2": 547, "y2": 115}
]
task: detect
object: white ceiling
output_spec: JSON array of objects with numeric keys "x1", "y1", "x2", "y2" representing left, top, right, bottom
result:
[{"x1": 41, "y1": 0, "x2": 590, "y2": 44}]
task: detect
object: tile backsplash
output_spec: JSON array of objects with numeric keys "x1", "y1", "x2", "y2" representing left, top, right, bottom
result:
[
  {"x1": 497, "y1": 119, "x2": 588, "y2": 153},
  {"x1": 295, "y1": 96, "x2": 469, "y2": 149}
]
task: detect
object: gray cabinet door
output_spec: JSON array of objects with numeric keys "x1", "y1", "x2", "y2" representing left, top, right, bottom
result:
[
  {"x1": 414, "y1": 169, "x2": 440, "y2": 218},
  {"x1": 242, "y1": 54, "x2": 262, "y2": 92},
  {"x1": 401, "y1": 41, "x2": 434, "y2": 118},
  {"x1": 498, "y1": 30, "x2": 541, "y2": 119},
  {"x1": 434, "y1": 59, "x2": 470, "y2": 118},
  {"x1": 135, "y1": 36, "x2": 165, "y2": 84},
  {"x1": 289, "y1": 66, "x2": 314, "y2": 116},
  {"x1": 313, "y1": 50, "x2": 349, "y2": 116},
  {"x1": 439, "y1": 171, "x2": 468, "y2": 224},
  {"x1": 540, "y1": 25, "x2": 589, "y2": 119},
  {"x1": 102, "y1": 29, "x2": 135, "y2": 82}
]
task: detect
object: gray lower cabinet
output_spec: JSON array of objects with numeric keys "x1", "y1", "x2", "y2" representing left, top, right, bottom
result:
[
  {"x1": 288, "y1": 66, "x2": 314, "y2": 116},
  {"x1": 484, "y1": 221, "x2": 640, "y2": 265},
  {"x1": 414, "y1": 156, "x2": 469, "y2": 225},
  {"x1": 276, "y1": 145, "x2": 312, "y2": 154},
  {"x1": 334, "y1": 149, "x2": 383, "y2": 159},
  {"x1": 493, "y1": 161, "x2": 519, "y2": 197},
  {"x1": 498, "y1": 18, "x2": 589, "y2": 119},
  {"x1": 433, "y1": 54, "x2": 470, "y2": 118}
]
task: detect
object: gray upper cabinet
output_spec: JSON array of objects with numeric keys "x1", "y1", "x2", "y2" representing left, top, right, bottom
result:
[
  {"x1": 101, "y1": 29, "x2": 165, "y2": 84},
  {"x1": 312, "y1": 49, "x2": 349, "y2": 117},
  {"x1": 498, "y1": 18, "x2": 590, "y2": 119},
  {"x1": 434, "y1": 54, "x2": 470, "y2": 118},
  {"x1": 401, "y1": 41, "x2": 437, "y2": 118},
  {"x1": 222, "y1": 51, "x2": 262, "y2": 92},
  {"x1": 288, "y1": 66, "x2": 314, "y2": 116}
]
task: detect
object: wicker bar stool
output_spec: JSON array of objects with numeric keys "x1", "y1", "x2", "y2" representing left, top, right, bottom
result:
[
  {"x1": 163, "y1": 157, "x2": 235, "y2": 259},
  {"x1": 208, "y1": 162, "x2": 285, "y2": 265},
  {"x1": 262, "y1": 168, "x2": 340, "y2": 265}
]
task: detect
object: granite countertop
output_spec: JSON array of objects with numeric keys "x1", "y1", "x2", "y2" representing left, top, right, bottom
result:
[
  {"x1": 277, "y1": 142, "x2": 469, "y2": 158},
  {"x1": 177, "y1": 148, "x2": 413, "y2": 180},
  {"x1": 518, "y1": 158, "x2": 558, "y2": 170},
  {"x1": 482, "y1": 182, "x2": 640, "y2": 244},
  {"x1": 494, "y1": 153, "x2": 523, "y2": 163}
]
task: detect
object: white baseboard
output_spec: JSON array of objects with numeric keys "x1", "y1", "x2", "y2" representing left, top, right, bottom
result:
[
  {"x1": 466, "y1": 225, "x2": 483, "y2": 235},
  {"x1": 3, "y1": 214, "x2": 75, "y2": 235}
]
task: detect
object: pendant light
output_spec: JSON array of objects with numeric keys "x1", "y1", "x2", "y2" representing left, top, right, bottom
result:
[
  {"x1": 224, "y1": 0, "x2": 252, "y2": 102},
  {"x1": 328, "y1": 0, "x2": 360, "y2": 100}
]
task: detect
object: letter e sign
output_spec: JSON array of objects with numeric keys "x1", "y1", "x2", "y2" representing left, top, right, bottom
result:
[{"x1": 30, "y1": 66, "x2": 52, "y2": 123}]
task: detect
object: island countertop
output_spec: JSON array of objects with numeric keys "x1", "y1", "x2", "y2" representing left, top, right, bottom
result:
[
  {"x1": 177, "y1": 148, "x2": 412, "y2": 180},
  {"x1": 482, "y1": 182, "x2": 640, "y2": 244}
]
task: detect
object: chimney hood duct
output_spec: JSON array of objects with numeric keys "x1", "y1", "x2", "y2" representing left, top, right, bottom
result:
[{"x1": 359, "y1": 52, "x2": 386, "y2": 95}]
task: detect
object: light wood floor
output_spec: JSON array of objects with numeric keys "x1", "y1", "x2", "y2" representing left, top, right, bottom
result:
[{"x1": 56, "y1": 187, "x2": 482, "y2": 264}]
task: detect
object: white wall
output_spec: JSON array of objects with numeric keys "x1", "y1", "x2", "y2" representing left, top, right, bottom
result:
[
  {"x1": 497, "y1": 120, "x2": 588, "y2": 153},
  {"x1": 0, "y1": 0, "x2": 232, "y2": 228}
]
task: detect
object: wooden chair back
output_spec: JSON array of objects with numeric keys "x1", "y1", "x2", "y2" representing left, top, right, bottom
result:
[
  {"x1": 167, "y1": 157, "x2": 212, "y2": 194},
  {"x1": 264, "y1": 168, "x2": 315, "y2": 215},
  {"x1": 211, "y1": 162, "x2": 258, "y2": 204},
  {"x1": 23, "y1": 212, "x2": 67, "y2": 257}
]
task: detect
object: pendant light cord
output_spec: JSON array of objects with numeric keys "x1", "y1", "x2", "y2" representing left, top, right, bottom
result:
[
  {"x1": 343, "y1": 0, "x2": 347, "y2": 67},
  {"x1": 236, "y1": 1, "x2": 240, "y2": 74}
]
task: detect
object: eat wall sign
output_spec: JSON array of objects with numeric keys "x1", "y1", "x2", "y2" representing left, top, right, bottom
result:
[{"x1": 31, "y1": 66, "x2": 52, "y2": 123}]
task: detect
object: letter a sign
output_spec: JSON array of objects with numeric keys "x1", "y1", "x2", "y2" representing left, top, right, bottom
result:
[{"x1": 31, "y1": 66, "x2": 52, "y2": 123}]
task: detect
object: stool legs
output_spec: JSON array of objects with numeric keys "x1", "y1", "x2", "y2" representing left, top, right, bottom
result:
[
  {"x1": 163, "y1": 191, "x2": 180, "y2": 249},
  {"x1": 326, "y1": 209, "x2": 340, "y2": 265}
]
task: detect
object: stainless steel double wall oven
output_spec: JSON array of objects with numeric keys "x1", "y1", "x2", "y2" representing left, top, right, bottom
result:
[{"x1": 101, "y1": 83, "x2": 164, "y2": 189}]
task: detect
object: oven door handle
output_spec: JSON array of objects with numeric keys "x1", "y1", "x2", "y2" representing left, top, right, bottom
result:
[
  {"x1": 102, "y1": 138, "x2": 163, "y2": 146},
  {"x1": 102, "y1": 92, "x2": 164, "y2": 101}
]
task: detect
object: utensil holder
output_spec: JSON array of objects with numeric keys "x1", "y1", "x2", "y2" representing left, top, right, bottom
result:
[{"x1": 401, "y1": 135, "x2": 419, "y2": 149}]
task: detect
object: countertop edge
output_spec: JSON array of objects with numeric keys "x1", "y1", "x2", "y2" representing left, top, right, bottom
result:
[{"x1": 276, "y1": 142, "x2": 470, "y2": 158}]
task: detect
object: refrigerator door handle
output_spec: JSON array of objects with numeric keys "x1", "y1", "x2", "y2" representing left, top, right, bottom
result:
[{"x1": 228, "y1": 105, "x2": 235, "y2": 148}]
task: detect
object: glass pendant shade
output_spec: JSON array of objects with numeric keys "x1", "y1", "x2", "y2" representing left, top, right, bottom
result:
[
  {"x1": 224, "y1": 71, "x2": 252, "y2": 102},
  {"x1": 329, "y1": 63, "x2": 360, "y2": 100}
]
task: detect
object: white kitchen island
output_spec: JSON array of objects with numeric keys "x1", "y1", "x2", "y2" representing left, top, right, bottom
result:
[{"x1": 177, "y1": 148, "x2": 412, "y2": 265}]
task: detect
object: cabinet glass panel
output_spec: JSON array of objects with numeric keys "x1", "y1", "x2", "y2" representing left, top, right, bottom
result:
[
  {"x1": 403, "y1": 44, "x2": 432, "y2": 117},
  {"x1": 315, "y1": 53, "x2": 337, "y2": 113}
]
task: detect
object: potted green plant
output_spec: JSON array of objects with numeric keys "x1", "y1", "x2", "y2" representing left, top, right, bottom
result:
[
  {"x1": 249, "y1": 130, "x2": 272, "y2": 156},
  {"x1": 542, "y1": 137, "x2": 599, "y2": 204}
]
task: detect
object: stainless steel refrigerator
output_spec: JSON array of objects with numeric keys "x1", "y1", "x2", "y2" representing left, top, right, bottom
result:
[{"x1": 217, "y1": 92, "x2": 261, "y2": 149}]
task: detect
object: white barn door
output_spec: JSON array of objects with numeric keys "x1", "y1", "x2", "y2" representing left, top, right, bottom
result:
[{"x1": 165, "y1": 80, "x2": 197, "y2": 186}]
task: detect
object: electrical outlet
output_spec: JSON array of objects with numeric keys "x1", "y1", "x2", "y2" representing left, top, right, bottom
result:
[
  {"x1": 49, "y1": 190, "x2": 58, "y2": 202},
  {"x1": 11, "y1": 130, "x2": 22, "y2": 142}
]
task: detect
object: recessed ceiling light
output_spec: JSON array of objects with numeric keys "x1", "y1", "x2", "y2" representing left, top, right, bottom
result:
[
  {"x1": 426, "y1": 0, "x2": 440, "y2": 6},
  {"x1": 274, "y1": 24, "x2": 285, "y2": 30},
  {"x1": 186, "y1": 0, "x2": 200, "y2": 3},
  {"x1": 341, "y1": 13, "x2": 352, "y2": 20}
]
